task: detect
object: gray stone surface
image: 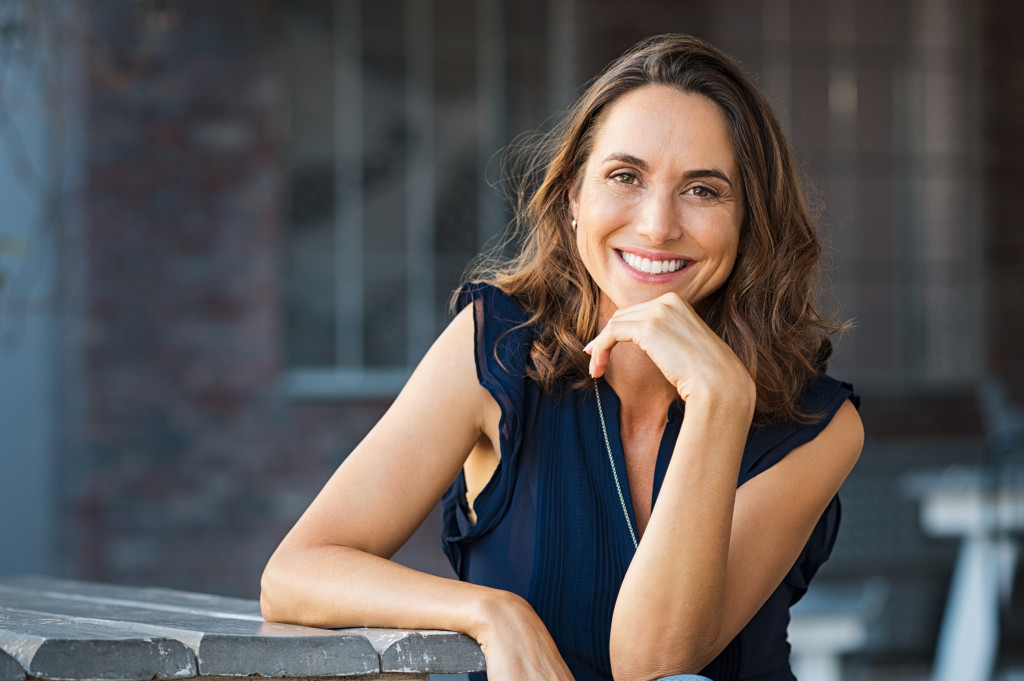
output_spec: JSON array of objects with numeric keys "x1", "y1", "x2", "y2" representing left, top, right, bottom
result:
[
  {"x1": 348, "y1": 629, "x2": 485, "y2": 674},
  {"x1": 0, "y1": 648, "x2": 25, "y2": 681},
  {"x1": 0, "y1": 585, "x2": 378, "y2": 678},
  {"x1": 0, "y1": 577, "x2": 486, "y2": 679},
  {"x1": 195, "y1": 633, "x2": 378, "y2": 677},
  {"x1": 0, "y1": 607, "x2": 195, "y2": 680}
]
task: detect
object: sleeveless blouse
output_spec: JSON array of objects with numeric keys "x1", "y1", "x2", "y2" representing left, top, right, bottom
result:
[{"x1": 441, "y1": 283, "x2": 860, "y2": 681}]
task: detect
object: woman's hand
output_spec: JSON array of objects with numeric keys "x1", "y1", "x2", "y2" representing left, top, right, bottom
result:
[
  {"x1": 469, "y1": 592, "x2": 576, "y2": 681},
  {"x1": 584, "y1": 292, "x2": 754, "y2": 404}
]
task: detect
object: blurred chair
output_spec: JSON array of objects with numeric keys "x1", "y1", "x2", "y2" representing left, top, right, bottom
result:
[
  {"x1": 789, "y1": 578, "x2": 889, "y2": 681},
  {"x1": 905, "y1": 379, "x2": 1024, "y2": 681}
]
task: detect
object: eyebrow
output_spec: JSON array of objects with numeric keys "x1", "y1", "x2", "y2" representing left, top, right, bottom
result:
[
  {"x1": 602, "y1": 153, "x2": 735, "y2": 187},
  {"x1": 603, "y1": 153, "x2": 649, "y2": 171},
  {"x1": 683, "y1": 168, "x2": 734, "y2": 186}
]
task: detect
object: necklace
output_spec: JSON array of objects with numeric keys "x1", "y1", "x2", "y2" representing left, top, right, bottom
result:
[{"x1": 594, "y1": 383, "x2": 639, "y2": 549}]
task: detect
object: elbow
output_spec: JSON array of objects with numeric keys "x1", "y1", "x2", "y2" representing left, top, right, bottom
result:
[
  {"x1": 259, "y1": 576, "x2": 278, "y2": 623},
  {"x1": 609, "y1": 622, "x2": 720, "y2": 681},
  {"x1": 259, "y1": 561, "x2": 280, "y2": 622},
  {"x1": 259, "y1": 552, "x2": 293, "y2": 624}
]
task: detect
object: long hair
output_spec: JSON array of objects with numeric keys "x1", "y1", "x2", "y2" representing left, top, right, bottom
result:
[{"x1": 465, "y1": 34, "x2": 843, "y2": 424}]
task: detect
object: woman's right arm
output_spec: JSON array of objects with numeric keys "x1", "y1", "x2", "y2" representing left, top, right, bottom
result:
[{"x1": 260, "y1": 305, "x2": 574, "y2": 681}]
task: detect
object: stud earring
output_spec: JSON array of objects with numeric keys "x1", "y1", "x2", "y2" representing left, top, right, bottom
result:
[{"x1": 571, "y1": 218, "x2": 577, "y2": 230}]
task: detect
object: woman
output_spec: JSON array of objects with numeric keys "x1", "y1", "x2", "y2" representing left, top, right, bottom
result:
[{"x1": 261, "y1": 34, "x2": 863, "y2": 681}]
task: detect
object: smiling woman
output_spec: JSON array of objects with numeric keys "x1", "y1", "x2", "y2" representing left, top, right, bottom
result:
[
  {"x1": 262, "y1": 34, "x2": 863, "y2": 681},
  {"x1": 569, "y1": 87, "x2": 744, "y2": 319},
  {"x1": 476, "y1": 36, "x2": 841, "y2": 426}
]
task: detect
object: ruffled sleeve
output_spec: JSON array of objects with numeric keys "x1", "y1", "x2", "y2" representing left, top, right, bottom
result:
[
  {"x1": 440, "y1": 282, "x2": 535, "y2": 577},
  {"x1": 739, "y1": 374, "x2": 860, "y2": 603},
  {"x1": 740, "y1": 374, "x2": 859, "y2": 485}
]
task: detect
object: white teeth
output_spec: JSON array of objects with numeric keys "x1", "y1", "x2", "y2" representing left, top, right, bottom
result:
[{"x1": 621, "y1": 251, "x2": 686, "y2": 274}]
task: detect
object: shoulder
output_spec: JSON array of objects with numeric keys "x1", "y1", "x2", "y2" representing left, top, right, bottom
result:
[
  {"x1": 456, "y1": 282, "x2": 537, "y2": 379},
  {"x1": 400, "y1": 301, "x2": 492, "y2": 425},
  {"x1": 800, "y1": 374, "x2": 863, "y2": 467},
  {"x1": 742, "y1": 373, "x2": 861, "y2": 484},
  {"x1": 456, "y1": 282, "x2": 534, "y2": 329},
  {"x1": 797, "y1": 373, "x2": 860, "y2": 416}
]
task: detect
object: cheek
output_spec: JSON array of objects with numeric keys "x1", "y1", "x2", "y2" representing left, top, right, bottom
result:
[
  {"x1": 575, "y1": 190, "x2": 620, "y2": 255},
  {"x1": 685, "y1": 207, "x2": 742, "y2": 254},
  {"x1": 578, "y1": 198, "x2": 635, "y2": 263},
  {"x1": 575, "y1": 227, "x2": 604, "y2": 274}
]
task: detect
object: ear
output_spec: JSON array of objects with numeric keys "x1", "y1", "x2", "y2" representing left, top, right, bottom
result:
[{"x1": 568, "y1": 185, "x2": 580, "y2": 224}]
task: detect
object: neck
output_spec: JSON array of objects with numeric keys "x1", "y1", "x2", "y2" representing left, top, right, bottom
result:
[{"x1": 602, "y1": 343, "x2": 678, "y2": 425}]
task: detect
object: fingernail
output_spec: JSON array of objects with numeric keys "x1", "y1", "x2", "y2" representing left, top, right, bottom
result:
[{"x1": 583, "y1": 339, "x2": 594, "y2": 354}]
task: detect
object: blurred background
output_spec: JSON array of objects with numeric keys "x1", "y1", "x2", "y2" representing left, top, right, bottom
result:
[{"x1": 1, "y1": 0, "x2": 1022, "y2": 679}]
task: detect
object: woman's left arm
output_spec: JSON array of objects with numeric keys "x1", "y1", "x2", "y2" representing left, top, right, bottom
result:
[{"x1": 585, "y1": 293, "x2": 864, "y2": 681}]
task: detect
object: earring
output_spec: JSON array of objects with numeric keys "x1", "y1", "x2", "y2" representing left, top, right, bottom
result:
[{"x1": 571, "y1": 218, "x2": 577, "y2": 230}]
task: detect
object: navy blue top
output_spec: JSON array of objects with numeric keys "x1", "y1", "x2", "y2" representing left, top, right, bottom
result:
[{"x1": 441, "y1": 283, "x2": 859, "y2": 681}]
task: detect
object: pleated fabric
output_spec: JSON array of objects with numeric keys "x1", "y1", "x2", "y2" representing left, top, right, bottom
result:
[{"x1": 441, "y1": 283, "x2": 860, "y2": 681}]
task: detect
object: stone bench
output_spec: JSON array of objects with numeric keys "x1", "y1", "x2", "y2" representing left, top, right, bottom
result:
[{"x1": 0, "y1": 576, "x2": 485, "y2": 681}]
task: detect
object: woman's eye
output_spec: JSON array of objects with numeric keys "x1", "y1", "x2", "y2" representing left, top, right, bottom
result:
[
  {"x1": 612, "y1": 172, "x2": 637, "y2": 184},
  {"x1": 688, "y1": 185, "x2": 717, "y2": 198}
]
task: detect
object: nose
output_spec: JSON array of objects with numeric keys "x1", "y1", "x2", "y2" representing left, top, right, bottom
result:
[{"x1": 635, "y1": 190, "x2": 682, "y2": 244}]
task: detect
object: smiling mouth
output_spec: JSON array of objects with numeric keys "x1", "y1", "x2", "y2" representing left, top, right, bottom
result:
[{"x1": 618, "y1": 250, "x2": 690, "y2": 275}]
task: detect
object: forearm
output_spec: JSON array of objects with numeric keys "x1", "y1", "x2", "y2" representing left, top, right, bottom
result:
[
  {"x1": 262, "y1": 542, "x2": 576, "y2": 680},
  {"x1": 609, "y1": 391, "x2": 752, "y2": 678},
  {"x1": 261, "y1": 541, "x2": 507, "y2": 639}
]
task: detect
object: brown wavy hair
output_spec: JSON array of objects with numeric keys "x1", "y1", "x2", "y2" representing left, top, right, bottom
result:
[{"x1": 464, "y1": 34, "x2": 843, "y2": 424}]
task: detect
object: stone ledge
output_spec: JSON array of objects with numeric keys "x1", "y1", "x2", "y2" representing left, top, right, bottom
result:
[{"x1": 0, "y1": 577, "x2": 484, "y2": 680}]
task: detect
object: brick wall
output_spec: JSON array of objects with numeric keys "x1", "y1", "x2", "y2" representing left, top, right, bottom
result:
[{"x1": 58, "y1": 1, "x2": 437, "y2": 597}]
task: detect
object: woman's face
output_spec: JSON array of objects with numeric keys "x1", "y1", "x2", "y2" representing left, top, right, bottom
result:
[{"x1": 570, "y1": 85, "x2": 745, "y2": 324}]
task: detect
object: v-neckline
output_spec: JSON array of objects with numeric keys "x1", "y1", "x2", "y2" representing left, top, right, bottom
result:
[{"x1": 595, "y1": 381, "x2": 683, "y2": 546}]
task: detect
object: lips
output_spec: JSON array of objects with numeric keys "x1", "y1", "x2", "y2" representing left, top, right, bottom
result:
[{"x1": 617, "y1": 249, "x2": 691, "y2": 275}]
